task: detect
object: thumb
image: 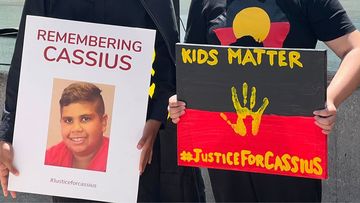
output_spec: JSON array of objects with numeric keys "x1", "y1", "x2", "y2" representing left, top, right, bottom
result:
[
  {"x1": 313, "y1": 103, "x2": 337, "y2": 117},
  {"x1": 6, "y1": 163, "x2": 19, "y2": 176},
  {"x1": 2, "y1": 158, "x2": 19, "y2": 176},
  {"x1": 169, "y1": 94, "x2": 178, "y2": 103},
  {"x1": 137, "y1": 135, "x2": 147, "y2": 150},
  {"x1": 1, "y1": 143, "x2": 19, "y2": 176}
]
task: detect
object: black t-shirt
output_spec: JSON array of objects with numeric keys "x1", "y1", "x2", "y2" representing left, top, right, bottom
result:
[
  {"x1": 49, "y1": 0, "x2": 153, "y2": 29},
  {"x1": 185, "y1": 0, "x2": 356, "y2": 49}
]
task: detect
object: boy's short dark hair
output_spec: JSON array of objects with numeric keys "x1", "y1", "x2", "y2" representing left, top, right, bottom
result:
[{"x1": 59, "y1": 82, "x2": 105, "y2": 116}]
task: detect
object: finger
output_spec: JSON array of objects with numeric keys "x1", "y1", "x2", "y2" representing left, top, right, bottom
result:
[
  {"x1": 137, "y1": 136, "x2": 147, "y2": 150},
  {"x1": 0, "y1": 174, "x2": 9, "y2": 197},
  {"x1": 313, "y1": 110, "x2": 332, "y2": 117},
  {"x1": 169, "y1": 95, "x2": 186, "y2": 108},
  {"x1": 5, "y1": 164, "x2": 19, "y2": 176},
  {"x1": 169, "y1": 101, "x2": 186, "y2": 108},
  {"x1": 169, "y1": 105, "x2": 186, "y2": 115},
  {"x1": 139, "y1": 120, "x2": 159, "y2": 173},
  {"x1": 322, "y1": 130, "x2": 331, "y2": 135},
  {"x1": 0, "y1": 145, "x2": 19, "y2": 176},
  {"x1": 0, "y1": 163, "x2": 6, "y2": 170},
  {"x1": 1, "y1": 161, "x2": 19, "y2": 177},
  {"x1": 172, "y1": 117, "x2": 180, "y2": 124},
  {"x1": 10, "y1": 191, "x2": 16, "y2": 198},
  {"x1": 314, "y1": 121, "x2": 333, "y2": 135},
  {"x1": 139, "y1": 151, "x2": 146, "y2": 174},
  {"x1": 148, "y1": 150, "x2": 153, "y2": 164},
  {"x1": 0, "y1": 167, "x2": 9, "y2": 177},
  {"x1": 139, "y1": 149, "x2": 150, "y2": 174},
  {"x1": 315, "y1": 115, "x2": 336, "y2": 126},
  {"x1": 313, "y1": 106, "x2": 336, "y2": 117},
  {"x1": 169, "y1": 110, "x2": 185, "y2": 120},
  {"x1": 314, "y1": 120, "x2": 335, "y2": 131},
  {"x1": 169, "y1": 109, "x2": 185, "y2": 118},
  {"x1": 168, "y1": 95, "x2": 177, "y2": 103}
]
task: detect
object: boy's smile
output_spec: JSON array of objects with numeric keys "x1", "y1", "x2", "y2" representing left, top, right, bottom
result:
[{"x1": 60, "y1": 101, "x2": 107, "y2": 157}]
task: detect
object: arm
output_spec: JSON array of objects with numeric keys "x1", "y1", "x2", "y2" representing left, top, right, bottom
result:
[
  {"x1": 185, "y1": 0, "x2": 226, "y2": 44},
  {"x1": 137, "y1": 23, "x2": 177, "y2": 174},
  {"x1": 314, "y1": 30, "x2": 360, "y2": 134},
  {"x1": 0, "y1": 0, "x2": 46, "y2": 197},
  {"x1": 326, "y1": 30, "x2": 360, "y2": 107},
  {"x1": 308, "y1": 0, "x2": 358, "y2": 134},
  {"x1": 184, "y1": 0, "x2": 207, "y2": 44}
]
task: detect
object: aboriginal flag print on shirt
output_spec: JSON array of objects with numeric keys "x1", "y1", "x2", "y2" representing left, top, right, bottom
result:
[{"x1": 213, "y1": 0, "x2": 290, "y2": 48}]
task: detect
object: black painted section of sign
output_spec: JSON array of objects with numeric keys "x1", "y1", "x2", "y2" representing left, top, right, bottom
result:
[{"x1": 176, "y1": 43, "x2": 326, "y2": 116}]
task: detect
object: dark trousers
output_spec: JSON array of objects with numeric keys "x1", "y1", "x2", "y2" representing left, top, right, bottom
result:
[
  {"x1": 137, "y1": 122, "x2": 205, "y2": 202},
  {"x1": 209, "y1": 169, "x2": 322, "y2": 202},
  {"x1": 52, "y1": 196, "x2": 104, "y2": 203}
]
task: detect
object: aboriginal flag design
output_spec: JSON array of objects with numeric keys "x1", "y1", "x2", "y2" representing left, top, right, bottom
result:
[
  {"x1": 176, "y1": 44, "x2": 328, "y2": 179},
  {"x1": 214, "y1": 0, "x2": 290, "y2": 48}
]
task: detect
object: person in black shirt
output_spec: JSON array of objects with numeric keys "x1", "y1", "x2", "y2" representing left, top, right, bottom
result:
[
  {"x1": 169, "y1": 0, "x2": 360, "y2": 201},
  {"x1": 0, "y1": 0, "x2": 204, "y2": 202}
]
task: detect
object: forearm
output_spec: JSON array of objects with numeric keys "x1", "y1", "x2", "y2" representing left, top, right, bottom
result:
[
  {"x1": 147, "y1": 34, "x2": 176, "y2": 124},
  {"x1": 327, "y1": 47, "x2": 360, "y2": 107}
]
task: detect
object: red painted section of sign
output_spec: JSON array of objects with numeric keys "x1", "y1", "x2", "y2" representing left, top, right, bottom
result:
[{"x1": 178, "y1": 109, "x2": 327, "y2": 179}]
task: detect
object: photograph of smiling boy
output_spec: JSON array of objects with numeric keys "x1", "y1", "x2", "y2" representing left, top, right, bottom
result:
[{"x1": 45, "y1": 79, "x2": 115, "y2": 172}]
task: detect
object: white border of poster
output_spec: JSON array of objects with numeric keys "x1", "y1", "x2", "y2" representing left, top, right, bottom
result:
[{"x1": 8, "y1": 15, "x2": 155, "y2": 202}]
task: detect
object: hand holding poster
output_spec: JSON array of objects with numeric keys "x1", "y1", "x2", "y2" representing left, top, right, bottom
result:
[
  {"x1": 176, "y1": 43, "x2": 327, "y2": 179},
  {"x1": 8, "y1": 16, "x2": 155, "y2": 202}
]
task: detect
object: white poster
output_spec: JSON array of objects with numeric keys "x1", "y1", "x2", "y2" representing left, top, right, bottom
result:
[{"x1": 8, "y1": 15, "x2": 156, "y2": 202}]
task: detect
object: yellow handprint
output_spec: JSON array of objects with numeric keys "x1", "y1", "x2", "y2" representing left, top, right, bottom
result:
[{"x1": 220, "y1": 82, "x2": 269, "y2": 136}]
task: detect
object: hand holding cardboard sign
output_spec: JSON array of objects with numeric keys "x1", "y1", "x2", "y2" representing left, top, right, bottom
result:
[
  {"x1": 313, "y1": 102, "x2": 337, "y2": 135},
  {"x1": 137, "y1": 119, "x2": 161, "y2": 174},
  {"x1": 220, "y1": 82, "x2": 269, "y2": 136},
  {"x1": 168, "y1": 95, "x2": 186, "y2": 124},
  {"x1": 0, "y1": 141, "x2": 18, "y2": 198}
]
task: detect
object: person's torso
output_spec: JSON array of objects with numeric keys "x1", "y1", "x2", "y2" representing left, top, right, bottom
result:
[
  {"x1": 206, "y1": 0, "x2": 321, "y2": 48},
  {"x1": 45, "y1": 0, "x2": 155, "y2": 29}
]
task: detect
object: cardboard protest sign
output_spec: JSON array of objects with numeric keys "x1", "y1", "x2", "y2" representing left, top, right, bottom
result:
[
  {"x1": 9, "y1": 16, "x2": 155, "y2": 202},
  {"x1": 176, "y1": 43, "x2": 327, "y2": 179}
]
